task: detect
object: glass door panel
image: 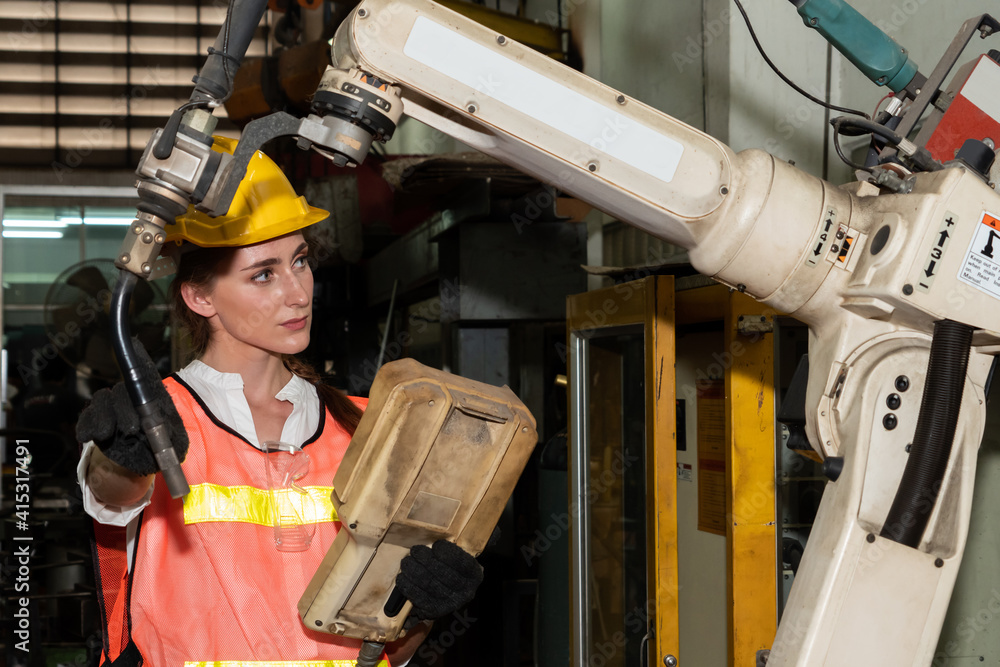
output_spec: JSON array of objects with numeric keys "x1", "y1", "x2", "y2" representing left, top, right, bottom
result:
[{"x1": 585, "y1": 330, "x2": 647, "y2": 667}]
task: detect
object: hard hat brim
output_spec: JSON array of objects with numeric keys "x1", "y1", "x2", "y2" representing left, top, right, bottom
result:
[{"x1": 165, "y1": 204, "x2": 329, "y2": 248}]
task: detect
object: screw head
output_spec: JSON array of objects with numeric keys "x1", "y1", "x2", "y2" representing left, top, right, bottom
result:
[
  {"x1": 883, "y1": 414, "x2": 898, "y2": 430},
  {"x1": 588, "y1": 162, "x2": 598, "y2": 172},
  {"x1": 616, "y1": 94, "x2": 626, "y2": 104},
  {"x1": 935, "y1": 558, "x2": 944, "y2": 568},
  {"x1": 867, "y1": 533, "x2": 876, "y2": 543},
  {"x1": 358, "y1": 7, "x2": 368, "y2": 17},
  {"x1": 497, "y1": 35, "x2": 507, "y2": 45},
  {"x1": 809, "y1": 17, "x2": 817, "y2": 25},
  {"x1": 467, "y1": 103, "x2": 478, "y2": 113},
  {"x1": 902, "y1": 284, "x2": 914, "y2": 295},
  {"x1": 895, "y1": 376, "x2": 910, "y2": 392},
  {"x1": 720, "y1": 185, "x2": 729, "y2": 195},
  {"x1": 886, "y1": 393, "x2": 901, "y2": 410},
  {"x1": 664, "y1": 656, "x2": 678, "y2": 667}
]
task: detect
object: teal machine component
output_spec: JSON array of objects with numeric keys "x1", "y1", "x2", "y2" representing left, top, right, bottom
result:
[{"x1": 791, "y1": 0, "x2": 919, "y2": 93}]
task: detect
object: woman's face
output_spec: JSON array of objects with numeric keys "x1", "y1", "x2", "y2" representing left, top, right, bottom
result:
[{"x1": 185, "y1": 232, "x2": 314, "y2": 356}]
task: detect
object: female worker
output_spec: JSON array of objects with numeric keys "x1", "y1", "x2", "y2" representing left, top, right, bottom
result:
[{"x1": 76, "y1": 138, "x2": 481, "y2": 666}]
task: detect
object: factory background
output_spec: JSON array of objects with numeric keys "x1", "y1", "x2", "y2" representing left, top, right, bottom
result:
[{"x1": 2, "y1": 1, "x2": 999, "y2": 666}]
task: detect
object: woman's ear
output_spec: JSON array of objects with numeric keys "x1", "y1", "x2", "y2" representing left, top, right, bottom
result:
[{"x1": 180, "y1": 282, "x2": 216, "y2": 319}]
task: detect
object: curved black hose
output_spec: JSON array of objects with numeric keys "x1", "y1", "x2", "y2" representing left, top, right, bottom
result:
[
  {"x1": 832, "y1": 117, "x2": 904, "y2": 146},
  {"x1": 831, "y1": 116, "x2": 944, "y2": 172},
  {"x1": 732, "y1": 0, "x2": 870, "y2": 120},
  {"x1": 357, "y1": 641, "x2": 386, "y2": 667},
  {"x1": 880, "y1": 320, "x2": 973, "y2": 547},
  {"x1": 110, "y1": 272, "x2": 155, "y2": 407},
  {"x1": 190, "y1": 0, "x2": 270, "y2": 105},
  {"x1": 111, "y1": 271, "x2": 190, "y2": 498}
]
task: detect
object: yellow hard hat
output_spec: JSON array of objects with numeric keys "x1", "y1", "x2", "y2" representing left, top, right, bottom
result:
[{"x1": 167, "y1": 136, "x2": 329, "y2": 247}]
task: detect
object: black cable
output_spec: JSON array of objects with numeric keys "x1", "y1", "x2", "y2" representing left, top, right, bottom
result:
[
  {"x1": 832, "y1": 116, "x2": 902, "y2": 145},
  {"x1": 218, "y1": 1, "x2": 236, "y2": 104},
  {"x1": 831, "y1": 116, "x2": 943, "y2": 172},
  {"x1": 732, "y1": 0, "x2": 870, "y2": 120},
  {"x1": 832, "y1": 130, "x2": 868, "y2": 171},
  {"x1": 831, "y1": 116, "x2": 891, "y2": 170}
]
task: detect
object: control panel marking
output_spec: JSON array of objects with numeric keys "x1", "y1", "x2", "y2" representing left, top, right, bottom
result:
[
  {"x1": 827, "y1": 223, "x2": 858, "y2": 268},
  {"x1": 916, "y1": 212, "x2": 957, "y2": 294},
  {"x1": 806, "y1": 208, "x2": 837, "y2": 268}
]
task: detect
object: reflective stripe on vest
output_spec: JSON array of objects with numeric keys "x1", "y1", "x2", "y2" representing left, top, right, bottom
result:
[
  {"x1": 184, "y1": 662, "x2": 389, "y2": 667},
  {"x1": 183, "y1": 483, "x2": 338, "y2": 526}
]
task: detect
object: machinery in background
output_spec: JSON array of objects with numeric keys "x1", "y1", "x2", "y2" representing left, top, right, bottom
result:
[
  {"x1": 45, "y1": 260, "x2": 169, "y2": 384},
  {"x1": 110, "y1": 0, "x2": 1000, "y2": 663}
]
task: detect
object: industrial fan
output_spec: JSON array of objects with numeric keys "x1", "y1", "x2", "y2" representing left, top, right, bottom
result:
[{"x1": 44, "y1": 259, "x2": 170, "y2": 382}]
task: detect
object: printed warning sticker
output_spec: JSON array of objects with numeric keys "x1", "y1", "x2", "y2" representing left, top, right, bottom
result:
[{"x1": 958, "y1": 211, "x2": 1000, "y2": 299}]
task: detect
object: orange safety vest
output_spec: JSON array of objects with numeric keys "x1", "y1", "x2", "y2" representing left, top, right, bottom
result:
[{"x1": 91, "y1": 375, "x2": 386, "y2": 667}]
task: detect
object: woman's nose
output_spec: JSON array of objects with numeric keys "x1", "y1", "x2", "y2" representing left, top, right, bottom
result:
[{"x1": 285, "y1": 272, "x2": 310, "y2": 307}]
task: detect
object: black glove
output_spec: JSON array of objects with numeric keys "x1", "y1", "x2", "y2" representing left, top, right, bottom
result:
[
  {"x1": 396, "y1": 540, "x2": 484, "y2": 620},
  {"x1": 76, "y1": 341, "x2": 188, "y2": 476}
]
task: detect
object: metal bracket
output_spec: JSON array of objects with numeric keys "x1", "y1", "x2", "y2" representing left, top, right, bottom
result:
[
  {"x1": 932, "y1": 91, "x2": 954, "y2": 114},
  {"x1": 200, "y1": 111, "x2": 378, "y2": 217},
  {"x1": 880, "y1": 13, "x2": 1000, "y2": 163},
  {"x1": 737, "y1": 314, "x2": 774, "y2": 335}
]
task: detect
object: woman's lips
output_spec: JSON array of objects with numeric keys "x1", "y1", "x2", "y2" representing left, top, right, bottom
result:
[{"x1": 281, "y1": 317, "x2": 308, "y2": 331}]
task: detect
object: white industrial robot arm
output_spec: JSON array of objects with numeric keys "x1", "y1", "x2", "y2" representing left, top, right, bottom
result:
[
  {"x1": 327, "y1": 0, "x2": 834, "y2": 308},
  {"x1": 313, "y1": 1, "x2": 1000, "y2": 665},
  {"x1": 116, "y1": 0, "x2": 1000, "y2": 663}
]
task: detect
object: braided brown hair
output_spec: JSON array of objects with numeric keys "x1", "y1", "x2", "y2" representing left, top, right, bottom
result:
[{"x1": 170, "y1": 244, "x2": 362, "y2": 434}]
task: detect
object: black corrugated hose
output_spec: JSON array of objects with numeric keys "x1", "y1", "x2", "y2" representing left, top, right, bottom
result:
[{"x1": 880, "y1": 320, "x2": 973, "y2": 547}]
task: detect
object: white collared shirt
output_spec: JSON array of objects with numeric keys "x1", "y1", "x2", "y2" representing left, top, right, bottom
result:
[{"x1": 77, "y1": 360, "x2": 321, "y2": 526}]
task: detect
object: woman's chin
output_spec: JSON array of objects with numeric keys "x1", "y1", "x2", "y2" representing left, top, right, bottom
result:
[{"x1": 282, "y1": 331, "x2": 311, "y2": 355}]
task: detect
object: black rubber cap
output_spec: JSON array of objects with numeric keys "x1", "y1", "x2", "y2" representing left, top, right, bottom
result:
[
  {"x1": 956, "y1": 138, "x2": 996, "y2": 178},
  {"x1": 822, "y1": 456, "x2": 844, "y2": 482}
]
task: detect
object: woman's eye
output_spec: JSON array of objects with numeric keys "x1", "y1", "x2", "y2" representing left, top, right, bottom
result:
[
  {"x1": 293, "y1": 255, "x2": 309, "y2": 269},
  {"x1": 251, "y1": 269, "x2": 272, "y2": 283}
]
